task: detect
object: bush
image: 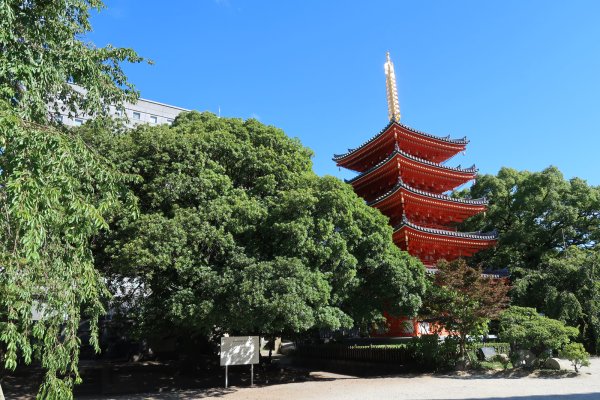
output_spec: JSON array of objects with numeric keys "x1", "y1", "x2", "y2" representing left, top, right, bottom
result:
[
  {"x1": 500, "y1": 307, "x2": 578, "y2": 364},
  {"x1": 495, "y1": 353, "x2": 511, "y2": 370},
  {"x1": 296, "y1": 335, "x2": 462, "y2": 372},
  {"x1": 406, "y1": 335, "x2": 460, "y2": 371},
  {"x1": 560, "y1": 342, "x2": 590, "y2": 373}
]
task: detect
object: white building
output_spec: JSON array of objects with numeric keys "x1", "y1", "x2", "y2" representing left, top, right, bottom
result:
[{"x1": 54, "y1": 87, "x2": 189, "y2": 128}]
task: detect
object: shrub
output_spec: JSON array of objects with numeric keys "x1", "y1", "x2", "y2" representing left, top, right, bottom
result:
[
  {"x1": 500, "y1": 307, "x2": 578, "y2": 364},
  {"x1": 406, "y1": 335, "x2": 460, "y2": 371},
  {"x1": 560, "y1": 342, "x2": 590, "y2": 373}
]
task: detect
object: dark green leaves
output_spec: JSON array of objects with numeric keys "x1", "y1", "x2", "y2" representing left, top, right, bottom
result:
[
  {"x1": 82, "y1": 112, "x2": 425, "y2": 341},
  {"x1": 499, "y1": 306, "x2": 579, "y2": 357},
  {"x1": 462, "y1": 166, "x2": 600, "y2": 353}
]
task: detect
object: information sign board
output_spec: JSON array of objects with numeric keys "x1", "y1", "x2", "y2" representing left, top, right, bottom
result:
[{"x1": 220, "y1": 336, "x2": 260, "y2": 366}]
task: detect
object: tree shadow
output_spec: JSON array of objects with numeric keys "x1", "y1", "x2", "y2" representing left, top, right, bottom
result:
[
  {"x1": 78, "y1": 387, "x2": 235, "y2": 399},
  {"x1": 1, "y1": 367, "x2": 43, "y2": 400},
  {"x1": 435, "y1": 368, "x2": 581, "y2": 380},
  {"x1": 3, "y1": 358, "x2": 595, "y2": 399},
  {"x1": 1, "y1": 359, "x2": 317, "y2": 399}
]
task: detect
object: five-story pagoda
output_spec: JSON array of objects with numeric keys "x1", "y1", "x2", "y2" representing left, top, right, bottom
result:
[{"x1": 333, "y1": 54, "x2": 496, "y2": 334}]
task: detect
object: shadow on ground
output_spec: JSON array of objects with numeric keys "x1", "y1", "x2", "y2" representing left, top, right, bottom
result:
[
  {"x1": 292, "y1": 356, "x2": 588, "y2": 381},
  {"x1": 2, "y1": 357, "x2": 593, "y2": 399},
  {"x1": 456, "y1": 394, "x2": 600, "y2": 400},
  {"x1": 436, "y1": 368, "x2": 581, "y2": 380},
  {"x1": 79, "y1": 387, "x2": 235, "y2": 400},
  {"x1": 1, "y1": 359, "x2": 315, "y2": 400}
]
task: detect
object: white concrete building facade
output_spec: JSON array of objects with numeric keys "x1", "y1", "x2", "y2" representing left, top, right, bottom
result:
[{"x1": 54, "y1": 88, "x2": 189, "y2": 128}]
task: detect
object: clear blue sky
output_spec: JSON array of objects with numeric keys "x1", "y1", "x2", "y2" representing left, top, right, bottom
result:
[{"x1": 89, "y1": 1, "x2": 600, "y2": 186}]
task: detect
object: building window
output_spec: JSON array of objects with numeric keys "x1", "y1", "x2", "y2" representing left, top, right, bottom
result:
[
  {"x1": 114, "y1": 109, "x2": 123, "y2": 117},
  {"x1": 150, "y1": 115, "x2": 158, "y2": 124},
  {"x1": 167, "y1": 118, "x2": 174, "y2": 124},
  {"x1": 74, "y1": 118, "x2": 84, "y2": 126},
  {"x1": 132, "y1": 112, "x2": 141, "y2": 120},
  {"x1": 54, "y1": 114, "x2": 63, "y2": 123}
]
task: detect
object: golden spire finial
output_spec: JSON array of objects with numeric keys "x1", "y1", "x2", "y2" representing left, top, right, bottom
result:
[{"x1": 384, "y1": 51, "x2": 401, "y2": 122}]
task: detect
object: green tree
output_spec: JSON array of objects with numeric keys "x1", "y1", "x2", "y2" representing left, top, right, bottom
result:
[
  {"x1": 517, "y1": 247, "x2": 600, "y2": 355},
  {"x1": 1, "y1": 0, "x2": 144, "y2": 123},
  {"x1": 460, "y1": 167, "x2": 600, "y2": 353},
  {"x1": 559, "y1": 342, "x2": 590, "y2": 373},
  {"x1": 0, "y1": 107, "x2": 136, "y2": 398},
  {"x1": 499, "y1": 306, "x2": 578, "y2": 361},
  {"x1": 422, "y1": 259, "x2": 510, "y2": 359},
  {"x1": 462, "y1": 167, "x2": 599, "y2": 271},
  {"x1": 1, "y1": 1, "x2": 143, "y2": 398},
  {"x1": 79, "y1": 112, "x2": 426, "y2": 347}
]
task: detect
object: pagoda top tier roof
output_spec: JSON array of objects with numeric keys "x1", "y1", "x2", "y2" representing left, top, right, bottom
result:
[
  {"x1": 333, "y1": 121, "x2": 469, "y2": 162},
  {"x1": 394, "y1": 216, "x2": 498, "y2": 241},
  {"x1": 345, "y1": 144, "x2": 477, "y2": 185},
  {"x1": 368, "y1": 178, "x2": 488, "y2": 207}
]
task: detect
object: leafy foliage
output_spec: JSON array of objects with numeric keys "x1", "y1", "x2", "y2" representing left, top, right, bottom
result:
[
  {"x1": 559, "y1": 342, "x2": 590, "y2": 373},
  {"x1": 0, "y1": 0, "x2": 145, "y2": 124},
  {"x1": 499, "y1": 306, "x2": 578, "y2": 358},
  {"x1": 79, "y1": 112, "x2": 426, "y2": 344},
  {"x1": 1, "y1": 1, "x2": 144, "y2": 398},
  {"x1": 405, "y1": 334, "x2": 461, "y2": 371},
  {"x1": 522, "y1": 246, "x2": 600, "y2": 354},
  {"x1": 422, "y1": 259, "x2": 510, "y2": 357},
  {"x1": 0, "y1": 104, "x2": 135, "y2": 398},
  {"x1": 460, "y1": 167, "x2": 600, "y2": 353},
  {"x1": 462, "y1": 167, "x2": 600, "y2": 271}
]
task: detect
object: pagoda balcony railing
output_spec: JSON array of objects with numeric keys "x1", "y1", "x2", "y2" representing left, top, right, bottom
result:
[
  {"x1": 346, "y1": 144, "x2": 477, "y2": 185},
  {"x1": 368, "y1": 178, "x2": 488, "y2": 207},
  {"x1": 394, "y1": 216, "x2": 498, "y2": 240}
]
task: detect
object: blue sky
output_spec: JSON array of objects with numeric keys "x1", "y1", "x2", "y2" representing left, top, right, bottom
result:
[{"x1": 89, "y1": 1, "x2": 600, "y2": 186}]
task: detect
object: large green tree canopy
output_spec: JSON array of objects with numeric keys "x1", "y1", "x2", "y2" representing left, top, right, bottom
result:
[
  {"x1": 460, "y1": 166, "x2": 600, "y2": 353},
  {"x1": 79, "y1": 112, "x2": 426, "y2": 343}
]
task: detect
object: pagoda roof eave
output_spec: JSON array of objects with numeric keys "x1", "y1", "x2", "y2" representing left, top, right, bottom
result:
[
  {"x1": 333, "y1": 121, "x2": 469, "y2": 162},
  {"x1": 368, "y1": 179, "x2": 488, "y2": 207},
  {"x1": 393, "y1": 218, "x2": 498, "y2": 241},
  {"x1": 345, "y1": 146, "x2": 478, "y2": 185}
]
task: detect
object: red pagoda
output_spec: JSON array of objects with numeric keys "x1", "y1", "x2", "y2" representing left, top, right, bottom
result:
[{"x1": 333, "y1": 53, "x2": 497, "y2": 336}]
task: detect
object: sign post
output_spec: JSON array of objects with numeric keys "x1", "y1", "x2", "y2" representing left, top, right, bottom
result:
[{"x1": 220, "y1": 336, "x2": 260, "y2": 388}]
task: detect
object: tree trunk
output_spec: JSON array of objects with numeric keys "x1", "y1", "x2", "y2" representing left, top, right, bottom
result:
[{"x1": 268, "y1": 335, "x2": 275, "y2": 363}]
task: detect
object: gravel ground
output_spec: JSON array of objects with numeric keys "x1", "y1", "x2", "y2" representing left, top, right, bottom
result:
[{"x1": 85, "y1": 358, "x2": 600, "y2": 400}]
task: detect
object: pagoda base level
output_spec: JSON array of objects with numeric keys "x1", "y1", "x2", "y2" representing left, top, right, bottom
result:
[
  {"x1": 393, "y1": 224, "x2": 497, "y2": 264},
  {"x1": 371, "y1": 313, "x2": 450, "y2": 338}
]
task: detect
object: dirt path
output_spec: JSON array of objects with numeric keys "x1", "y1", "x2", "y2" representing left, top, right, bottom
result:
[
  {"x1": 219, "y1": 360, "x2": 599, "y2": 400},
  {"x1": 82, "y1": 358, "x2": 600, "y2": 400}
]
